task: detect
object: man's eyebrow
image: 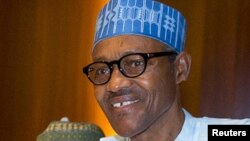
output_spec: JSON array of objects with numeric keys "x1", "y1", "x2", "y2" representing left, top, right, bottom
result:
[
  {"x1": 120, "y1": 50, "x2": 139, "y2": 56},
  {"x1": 92, "y1": 50, "x2": 140, "y2": 62},
  {"x1": 93, "y1": 56, "x2": 106, "y2": 62}
]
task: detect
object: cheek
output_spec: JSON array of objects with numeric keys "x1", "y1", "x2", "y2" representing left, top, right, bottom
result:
[
  {"x1": 94, "y1": 86, "x2": 106, "y2": 105},
  {"x1": 154, "y1": 62, "x2": 176, "y2": 92},
  {"x1": 157, "y1": 67, "x2": 177, "y2": 108},
  {"x1": 138, "y1": 67, "x2": 169, "y2": 91},
  {"x1": 138, "y1": 65, "x2": 176, "y2": 108},
  {"x1": 139, "y1": 60, "x2": 174, "y2": 89}
]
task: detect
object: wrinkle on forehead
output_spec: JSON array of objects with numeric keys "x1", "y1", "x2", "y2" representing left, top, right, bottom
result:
[{"x1": 92, "y1": 35, "x2": 170, "y2": 61}]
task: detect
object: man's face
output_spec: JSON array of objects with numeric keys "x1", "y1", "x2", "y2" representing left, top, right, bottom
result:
[{"x1": 92, "y1": 35, "x2": 178, "y2": 137}]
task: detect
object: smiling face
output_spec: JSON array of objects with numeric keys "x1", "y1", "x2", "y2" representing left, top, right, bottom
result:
[{"x1": 92, "y1": 35, "x2": 179, "y2": 137}]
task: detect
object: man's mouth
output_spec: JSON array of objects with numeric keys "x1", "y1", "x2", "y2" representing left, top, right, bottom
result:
[{"x1": 112, "y1": 100, "x2": 139, "y2": 108}]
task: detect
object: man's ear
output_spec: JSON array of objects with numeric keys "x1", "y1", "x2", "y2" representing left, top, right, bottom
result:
[{"x1": 174, "y1": 52, "x2": 192, "y2": 84}]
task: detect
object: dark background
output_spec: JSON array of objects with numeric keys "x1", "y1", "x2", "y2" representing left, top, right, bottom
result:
[{"x1": 0, "y1": 0, "x2": 249, "y2": 140}]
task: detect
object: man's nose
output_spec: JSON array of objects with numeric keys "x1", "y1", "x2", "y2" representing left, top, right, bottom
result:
[{"x1": 106, "y1": 66, "x2": 132, "y2": 92}]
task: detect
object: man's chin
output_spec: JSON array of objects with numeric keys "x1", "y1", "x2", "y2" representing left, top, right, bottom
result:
[
  {"x1": 110, "y1": 122, "x2": 142, "y2": 138},
  {"x1": 114, "y1": 129, "x2": 134, "y2": 138}
]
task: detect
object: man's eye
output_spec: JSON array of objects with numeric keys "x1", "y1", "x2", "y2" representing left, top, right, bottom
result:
[
  {"x1": 96, "y1": 67, "x2": 110, "y2": 75},
  {"x1": 129, "y1": 60, "x2": 144, "y2": 68},
  {"x1": 88, "y1": 67, "x2": 94, "y2": 72}
]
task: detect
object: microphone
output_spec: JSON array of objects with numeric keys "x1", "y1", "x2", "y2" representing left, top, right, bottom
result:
[{"x1": 37, "y1": 117, "x2": 105, "y2": 141}]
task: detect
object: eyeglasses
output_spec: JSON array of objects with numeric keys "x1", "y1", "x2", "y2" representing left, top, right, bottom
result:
[{"x1": 83, "y1": 51, "x2": 177, "y2": 85}]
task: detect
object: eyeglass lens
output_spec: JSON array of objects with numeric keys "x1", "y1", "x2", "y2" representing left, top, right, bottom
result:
[
  {"x1": 83, "y1": 51, "x2": 177, "y2": 85},
  {"x1": 87, "y1": 54, "x2": 146, "y2": 85}
]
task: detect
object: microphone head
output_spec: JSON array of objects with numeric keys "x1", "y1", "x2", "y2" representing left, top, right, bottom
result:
[{"x1": 37, "y1": 117, "x2": 105, "y2": 141}]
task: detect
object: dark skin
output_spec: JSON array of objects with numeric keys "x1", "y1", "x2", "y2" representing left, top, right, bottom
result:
[{"x1": 92, "y1": 35, "x2": 191, "y2": 141}]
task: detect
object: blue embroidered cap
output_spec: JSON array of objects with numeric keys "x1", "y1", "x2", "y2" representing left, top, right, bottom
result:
[{"x1": 94, "y1": 0, "x2": 187, "y2": 53}]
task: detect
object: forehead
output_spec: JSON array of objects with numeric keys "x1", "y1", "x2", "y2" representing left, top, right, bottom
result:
[{"x1": 92, "y1": 35, "x2": 170, "y2": 61}]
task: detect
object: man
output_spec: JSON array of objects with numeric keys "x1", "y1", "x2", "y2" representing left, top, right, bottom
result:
[{"x1": 83, "y1": 0, "x2": 250, "y2": 140}]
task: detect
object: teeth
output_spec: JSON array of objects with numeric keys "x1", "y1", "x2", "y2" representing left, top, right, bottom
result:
[
  {"x1": 113, "y1": 103, "x2": 121, "y2": 107},
  {"x1": 112, "y1": 100, "x2": 138, "y2": 108}
]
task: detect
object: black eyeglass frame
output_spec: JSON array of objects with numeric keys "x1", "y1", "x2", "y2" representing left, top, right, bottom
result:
[{"x1": 83, "y1": 51, "x2": 177, "y2": 85}]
